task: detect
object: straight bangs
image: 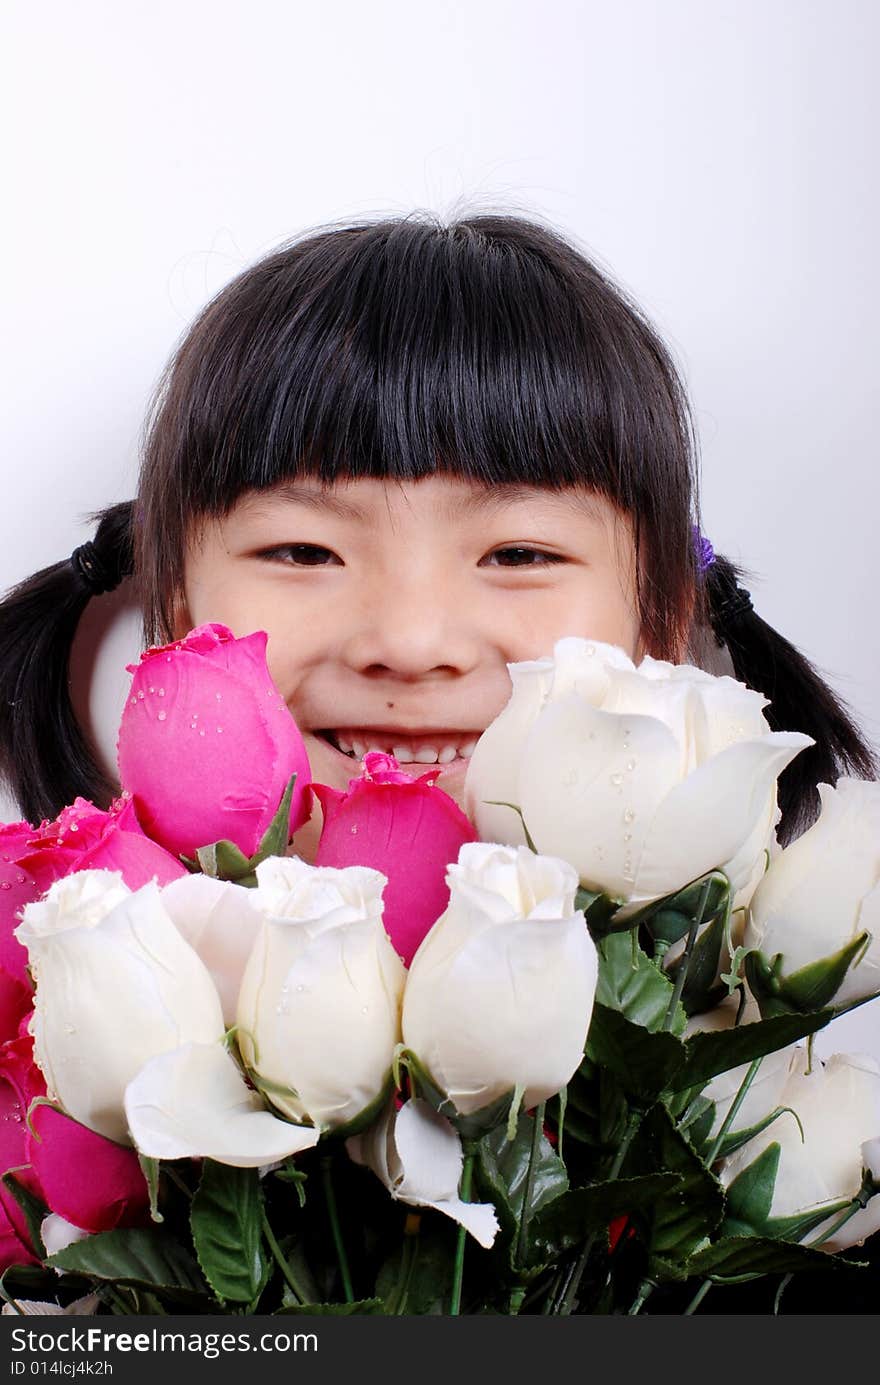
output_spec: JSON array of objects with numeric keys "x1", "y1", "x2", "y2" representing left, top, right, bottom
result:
[{"x1": 137, "y1": 212, "x2": 701, "y2": 655}]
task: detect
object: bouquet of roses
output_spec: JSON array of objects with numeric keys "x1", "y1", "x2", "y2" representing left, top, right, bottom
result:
[{"x1": 0, "y1": 624, "x2": 878, "y2": 1317}]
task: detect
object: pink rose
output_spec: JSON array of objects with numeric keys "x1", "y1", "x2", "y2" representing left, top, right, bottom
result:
[
  {"x1": 117, "y1": 623, "x2": 312, "y2": 860},
  {"x1": 0, "y1": 1034, "x2": 45, "y2": 1269},
  {"x1": 0, "y1": 968, "x2": 32, "y2": 1045},
  {"x1": 26, "y1": 1106, "x2": 149, "y2": 1236},
  {"x1": 0, "y1": 822, "x2": 40, "y2": 987},
  {"x1": 15, "y1": 795, "x2": 188, "y2": 896},
  {"x1": 314, "y1": 752, "x2": 477, "y2": 966},
  {"x1": 0, "y1": 1032, "x2": 149, "y2": 1266}
]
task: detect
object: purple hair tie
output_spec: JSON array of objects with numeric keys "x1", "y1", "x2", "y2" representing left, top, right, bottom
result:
[{"x1": 692, "y1": 525, "x2": 715, "y2": 574}]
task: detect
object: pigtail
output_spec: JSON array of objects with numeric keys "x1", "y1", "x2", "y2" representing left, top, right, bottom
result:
[
  {"x1": 0, "y1": 501, "x2": 135, "y2": 826},
  {"x1": 705, "y1": 552, "x2": 878, "y2": 845}
]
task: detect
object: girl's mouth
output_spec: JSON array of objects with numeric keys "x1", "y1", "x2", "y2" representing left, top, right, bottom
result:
[{"x1": 315, "y1": 728, "x2": 480, "y2": 770}]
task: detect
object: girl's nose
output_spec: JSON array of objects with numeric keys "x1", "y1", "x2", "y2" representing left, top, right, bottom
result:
[{"x1": 340, "y1": 578, "x2": 482, "y2": 681}]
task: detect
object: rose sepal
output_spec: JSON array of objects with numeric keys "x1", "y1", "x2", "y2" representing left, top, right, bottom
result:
[
  {"x1": 393, "y1": 1046, "x2": 520, "y2": 1141},
  {"x1": 180, "y1": 774, "x2": 299, "y2": 885},
  {"x1": 315, "y1": 1072, "x2": 396, "y2": 1144},
  {"x1": 744, "y1": 932, "x2": 873, "y2": 1017}
]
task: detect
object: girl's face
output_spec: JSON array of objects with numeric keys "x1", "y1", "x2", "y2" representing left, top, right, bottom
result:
[{"x1": 176, "y1": 476, "x2": 644, "y2": 854}]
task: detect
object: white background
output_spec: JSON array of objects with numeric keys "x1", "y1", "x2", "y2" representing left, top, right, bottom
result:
[{"x1": 2, "y1": 1, "x2": 878, "y2": 1050}]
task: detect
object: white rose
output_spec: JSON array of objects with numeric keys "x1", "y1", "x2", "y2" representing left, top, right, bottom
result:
[
  {"x1": 236, "y1": 856, "x2": 406, "y2": 1130},
  {"x1": 401, "y1": 842, "x2": 598, "y2": 1116},
  {"x1": 160, "y1": 873, "x2": 263, "y2": 1026},
  {"x1": 685, "y1": 997, "x2": 799, "y2": 1139},
  {"x1": 744, "y1": 779, "x2": 880, "y2": 1007},
  {"x1": 15, "y1": 870, "x2": 225, "y2": 1144},
  {"x1": 465, "y1": 637, "x2": 811, "y2": 908},
  {"x1": 719, "y1": 1050, "x2": 880, "y2": 1250},
  {"x1": 346, "y1": 1098, "x2": 499, "y2": 1247}
]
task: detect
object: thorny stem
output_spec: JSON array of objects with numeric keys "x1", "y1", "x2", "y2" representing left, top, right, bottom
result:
[{"x1": 260, "y1": 1209, "x2": 311, "y2": 1305}]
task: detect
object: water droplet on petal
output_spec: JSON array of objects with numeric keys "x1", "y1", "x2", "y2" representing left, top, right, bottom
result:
[
  {"x1": 199, "y1": 729, "x2": 205, "y2": 737},
  {"x1": 610, "y1": 773, "x2": 624, "y2": 786},
  {"x1": 626, "y1": 759, "x2": 636, "y2": 771},
  {"x1": 157, "y1": 710, "x2": 167, "y2": 722},
  {"x1": 624, "y1": 808, "x2": 636, "y2": 823},
  {"x1": 216, "y1": 726, "x2": 223, "y2": 733},
  {"x1": 16, "y1": 874, "x2": 26, "y2": 884},
  {"x1": 350, "y1": 825, "x2": 358, "y2": 834},
  {"x1": 148, "y1": 686, "x2": 155, "y2": 694},
  {"x1": 137, "y1": 691, "x2": 144, "y2": 700},
  {"x1": 158, "y1": 688, "x2": 165, "y2": 697},
  {"x1": 215, "y1": 692, "x2": 222, "y2": 701},
  {"x1": 0, "y1": 882, "x2": 10, "y2": 891}
]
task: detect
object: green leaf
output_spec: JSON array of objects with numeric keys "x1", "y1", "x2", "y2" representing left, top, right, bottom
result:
[
  {"x1": 275, "y1": 1298, "x2": 385, "y2": 1315},
  {"x1": 585, "y1": 1004, "x2": 685, "y2": 1102},
  {"x1": 670, "y1": 1010, "x2": 833, "y2": 1093},
  {"x1": 2, "y1": 1170, "x2": 47, "y2": 1259},
  {"x1": 673, "y1": 910, "x2": 726, "y2": 1015},
  {"x1": 745, "y1": 938, "x2": 870, "y2": 1017},
  {"x1": 190, "y1": 1161, "x2": 269, "y2": 1305},
  {"x1": 138, "y1": 1155, "x2": 163, "y2": 1224},
  {"x1": 626, "y1": 1105, "x2": 725, "y2": 1265},
  {"x1": 528, "y1": 1173, "x2": 682, "y2": 1265},
  {"x1": 375, "y1": 1225, "x2": 457, "y2": 1316},
  {"x1": 473, "y1": 1110, "x2": 568, "y2": 1264},
  {"x1": 686, "y1": 1235, "x2": 862, "y2": 1280},
  {"x1": 250, "y1": 773, "x2": 299, "y2": 867},
  {"x1": 722, "y1": 1143, "x2": 781, "y2": 1234},
  {"x1": 596, "y1": 932, "x2": 687, "y2": 1034},
  {"x1": 46, "y1": 1228, "x2": 207, "y2": 1302}
]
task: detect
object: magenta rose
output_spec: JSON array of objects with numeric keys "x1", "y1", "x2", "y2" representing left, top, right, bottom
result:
[
  {"x1": 0, "y1": 822, "x2": 40, "y2": 987},
  {"x1": 0, "y1": 1034, "x2": 45, "y2": 1269},
  {"x1": 26, "y1": 1105, "x2": 149, "y2": 1235},
  {"x1": 15, "y1": 795, "x2": 188, "y2": 896},
  {"x1": 116, "y1": 623, "x2": 312, "y2": 860},
  {"x1": 313, "y1": 751, "x2": 477, "y2": 966}
]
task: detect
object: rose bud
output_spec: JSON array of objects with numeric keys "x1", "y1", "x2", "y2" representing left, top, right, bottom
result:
[
  {"x1": 401, "y1": 842, "x2": 598, "y2": 1118},
  {"x1": 314, "y1": 752, "x2": 477, "y2": 965},
  {"x1": 744, "y1": 779, "x2": 880, "y2": 1008},
  {"x1": 16, "y1": 870, "x2": 225, "y2": 1143},
  {"x1": 15, "y1": 795, "x2": 187, "y2": 897},
  {"x1": 719, "y1": 1050, "x2": 880, "y2": 1251},
  {"x1": 116, "y1": 623, "x2": 312, "y2": 861},
  {"x1": 465, "y1": 637, "x2": 812, "y2": 909},
  {"x1": 237, "y1": 856, "x2": 405, "y2": 1132}
]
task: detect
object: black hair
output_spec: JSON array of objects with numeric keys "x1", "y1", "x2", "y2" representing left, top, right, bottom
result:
[{"x1": 0, "y1": 210, "x2": 875, "y2": 840}]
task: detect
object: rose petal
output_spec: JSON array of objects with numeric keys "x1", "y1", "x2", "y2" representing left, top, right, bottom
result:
[{"x1": 124, "y1": 1043, "x2": 321, "y2": 1167}]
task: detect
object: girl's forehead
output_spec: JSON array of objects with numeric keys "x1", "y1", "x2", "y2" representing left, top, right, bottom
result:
[{"x1": 233, "y1": 474, "x2": 620, "y2": 524}]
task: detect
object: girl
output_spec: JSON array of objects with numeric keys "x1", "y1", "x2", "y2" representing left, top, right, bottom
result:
[{"x1": 0, "y1": 212, "x2": 875, "y2": 853}]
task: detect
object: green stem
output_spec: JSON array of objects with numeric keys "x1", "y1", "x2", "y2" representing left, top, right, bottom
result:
[
  {"x1": 662, "y1": 877, "x2": 714, "y2": 1031},
  {"x1": 387, "y1": 1213, "x2": 421, "y2": 1315},
  {"x1": 627, "y1": 1278, "x2": 656, "y2": 1315},
  {"x1": 449, "y1": 1147, "x2": 475, "y2": 1316},
  {"x1": 556, "y1": 1106, "x2": 644, "y2": 1315},
  {"x1": 515, "y1": 1101, "x2": 546, "y2": 1269},
  {"x1": 683, "y1": 1278, "x2": 713, "y2": 1314},
  {"x1": 322, "y1": 1155, "x2": 354, "y2": 1303},
  {"x1": 704, "y1": 1056, "x2": 763, "y2": 1166},
  {"x1": 260, "y1": 1209, "x2": 310, "y2": 1304}
]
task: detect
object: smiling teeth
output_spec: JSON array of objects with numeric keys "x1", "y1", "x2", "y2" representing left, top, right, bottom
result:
[{"x1": 331, "y1": 733, "x2": 479, "y2": 763}]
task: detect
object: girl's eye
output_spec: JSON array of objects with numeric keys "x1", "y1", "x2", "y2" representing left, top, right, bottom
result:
[
  {"x1": 261, "y1": 544, "x2": 342, "y2": 567},
  {"x1": 481, "y1": 547, "x2": 566, "y2": 568}
]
